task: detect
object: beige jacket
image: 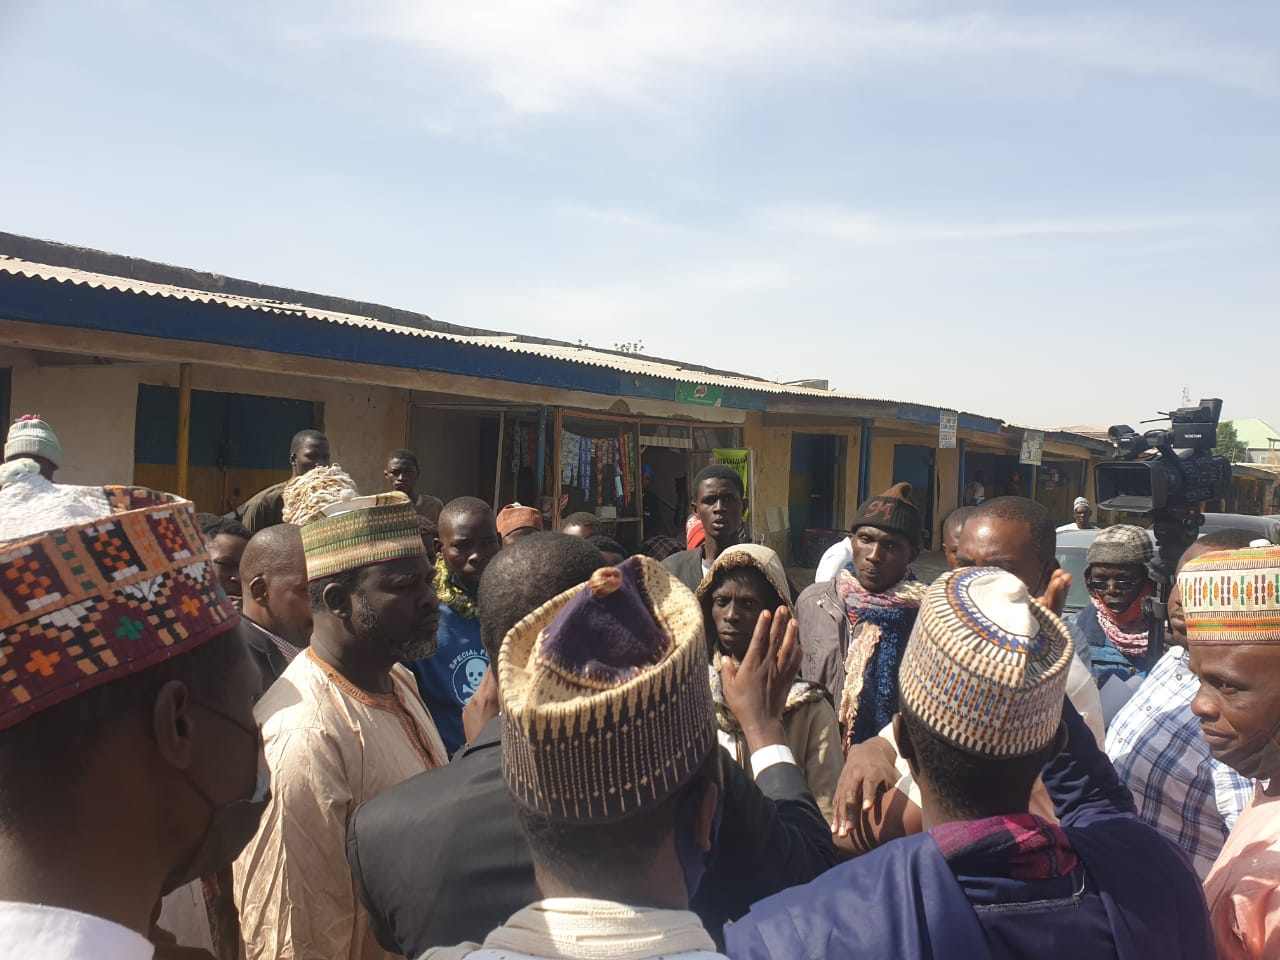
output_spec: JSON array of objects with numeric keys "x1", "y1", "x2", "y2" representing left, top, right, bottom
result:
[{"x1": 714, "y1": 681, "x2": 842, "y2": 821}]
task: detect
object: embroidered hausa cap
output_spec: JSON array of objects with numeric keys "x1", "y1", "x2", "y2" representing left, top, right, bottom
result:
[
  {"x1": 1085, "y1": 524, "x2": 1153, "y2": 569},
  {"x1": 0, "y1": 485, "x2": 240, "y2": 732},
  {"x1": 851, "y1": 482, "x2": 921, "y2": 549},
  {"x1": 300, "y1": 492, "x2": 425, "y2": 582},
  {"x1": 4, "y1": 414, "x2": 61, "y2": 468},
  {"x1": 1179, "y1": 545, "x2": 1280, "y2": 646},
  {"x1": 696, "y1": 543, "x2": 793, "y2": 615},
  {"x1": 496, "y1": 503, "x2": 543, "y2": 539},
  {"x1": 499, "y1": 555, "x2": 716, "y2": 822},
  {"x1": 900, "y1": 567, "x2": 1073, "y2": 758}
]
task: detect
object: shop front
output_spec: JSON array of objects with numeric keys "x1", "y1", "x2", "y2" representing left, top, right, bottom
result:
[{"x1": 410, "y1": 398, "x2": 745, "y2": 551}]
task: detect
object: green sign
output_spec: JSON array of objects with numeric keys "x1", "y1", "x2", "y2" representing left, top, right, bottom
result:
[{"x1": 675, "y1": 383, "x2": 725, "y2": 406}]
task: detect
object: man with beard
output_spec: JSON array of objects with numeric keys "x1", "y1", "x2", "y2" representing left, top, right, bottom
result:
[
  {"x1": 234, "y1": 493, "x2": 447, "y2": 960},
  {"x1": 1184, "y1": 545, "x2": 1280, "y2": 959}
]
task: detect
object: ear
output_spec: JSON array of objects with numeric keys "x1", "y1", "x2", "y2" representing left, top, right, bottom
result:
[
  {"x1": 433, "y1": 537, "x2": 444, "y2": 557},
  {"x1": 893, "y1": 712, "x2": 918, "y2": 774},
  {"x1": 153, "y1": 680, "x2": 197, "y2": 772},
  {"x1": 321, "y1": 579, "x2": 354, "y2": 619},
  {"x1": 248, "y1": 574, "x2": 270, "y2": 605},
  {"x1": 693, "y1": 779, "x2": 720, "y2": 854}
]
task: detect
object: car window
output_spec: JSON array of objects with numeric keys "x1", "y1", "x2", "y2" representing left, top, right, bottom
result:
[{"x1": 1056, "y1": 545, "x2": 1091, "y2": 615}]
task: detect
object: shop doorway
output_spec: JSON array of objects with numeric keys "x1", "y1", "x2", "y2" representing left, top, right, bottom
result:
[
  {"x1": 892, "y1": 444, "x2": 936, "y2": 550},
  {"x1": 789, "y1": 434, "x2": 844, "y2": 558}
]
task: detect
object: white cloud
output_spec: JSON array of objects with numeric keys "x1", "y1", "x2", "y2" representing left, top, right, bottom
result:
[
  {"x1": 337, "y1": 1, "x2": 1280, "y2": 119},
  {"x1": 757, "y1": 205, "x2": 1247, "y2": 245}
]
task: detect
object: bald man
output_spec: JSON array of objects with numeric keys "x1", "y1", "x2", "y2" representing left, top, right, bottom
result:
[{"x1": 241, "y1": 524, "x2": 313, "y2": 694}]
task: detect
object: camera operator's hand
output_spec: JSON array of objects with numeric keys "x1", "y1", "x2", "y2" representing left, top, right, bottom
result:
[{"x1": 1037, "y1": 568, "x2": 1073, "y2": 618}]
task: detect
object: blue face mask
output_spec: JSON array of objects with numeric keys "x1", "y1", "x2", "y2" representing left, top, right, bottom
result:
[{"x1": 674, "y1": 780, "x2": 723, "y2": 900}]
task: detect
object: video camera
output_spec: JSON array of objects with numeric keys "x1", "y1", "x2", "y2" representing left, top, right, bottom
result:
[
  {"x1": 1096, "y1": 398, "x2": 1231, "y2": 515},
  {"x1": 1094, "y1": 398, "x2": 1231, "y2": 667}
]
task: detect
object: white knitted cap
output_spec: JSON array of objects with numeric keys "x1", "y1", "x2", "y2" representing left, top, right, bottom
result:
[{"x1": 5, "y1": 416, "x2": 61, "y2": 468}]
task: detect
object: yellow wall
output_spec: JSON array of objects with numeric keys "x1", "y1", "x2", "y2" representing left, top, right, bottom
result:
[
  {"x1": 742, "y1": 415, "x2": 792, "y2": 555},
  {"x1": 743, "y1": 414, "x2": 864, "y2": 559}
]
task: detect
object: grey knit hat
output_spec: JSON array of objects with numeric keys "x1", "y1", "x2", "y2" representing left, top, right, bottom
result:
[
  {"x1": 4, "y1": 416, "x2": 60, "y2": 468},
  {"x1": 1085, "y1": 524, "x2": 1153, "y2": 568}
]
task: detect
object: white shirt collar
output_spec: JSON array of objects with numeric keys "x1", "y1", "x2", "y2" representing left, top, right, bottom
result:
[{"x1": 0, "y1": 901, "x2": 154, "y2": 960}]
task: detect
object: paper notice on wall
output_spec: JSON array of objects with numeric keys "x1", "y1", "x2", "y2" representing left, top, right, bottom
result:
[
  {"x1": 939, "y1": 411, "x2": 958, "y2": 450},
  {"x1": 1020, "y1": 430, "x2": 1044, "y2": 466}
]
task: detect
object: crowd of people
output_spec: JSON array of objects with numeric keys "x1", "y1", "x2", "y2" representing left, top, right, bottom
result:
[{"x1": 2, "y1": 417, "x2": 1279, "y2": 960}]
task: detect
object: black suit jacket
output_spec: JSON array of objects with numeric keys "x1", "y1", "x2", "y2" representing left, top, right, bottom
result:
[
  {"x1": 347, "y1": 717, "x2": 838, "y2": 956},
  {"x1": 244, "y1": 619, "x2": 290, "y2": 696},
  {"x1": 662, "y1": 548, "x2": 706, "y2": 593}
]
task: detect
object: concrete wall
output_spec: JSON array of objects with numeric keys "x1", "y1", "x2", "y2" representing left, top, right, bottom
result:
[
  {"x1": 3, "y1": 350, "x2": 408, "y2": 498},
  {"x1": 6, "y1": 351, "x2": 138, "y2": 486}
]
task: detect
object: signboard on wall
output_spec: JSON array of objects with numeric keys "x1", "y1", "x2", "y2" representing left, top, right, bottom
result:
[
  {"x1": 939, "y1": 410, "x2": 958, "y2": 449},
  {"x1": 1020, "y1": 430, "x2": 1044, "y2": 465},
  {"x1": 675, "y1": 384, "x2": 726, "y2": 406}
]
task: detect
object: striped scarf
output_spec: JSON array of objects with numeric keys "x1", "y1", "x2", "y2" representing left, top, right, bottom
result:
[{"x1": 835, "y1": 567, "x2": 927, "y2": 742}]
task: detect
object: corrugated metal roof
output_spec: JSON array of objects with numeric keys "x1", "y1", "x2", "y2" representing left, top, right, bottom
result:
[{"x1": 0, "y1": 255, "x2": 878, "y2": 401}]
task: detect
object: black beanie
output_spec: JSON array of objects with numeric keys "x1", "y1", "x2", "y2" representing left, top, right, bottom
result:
[{"x1": 851, "y1": 482, "x2": 921, "y2": 549}]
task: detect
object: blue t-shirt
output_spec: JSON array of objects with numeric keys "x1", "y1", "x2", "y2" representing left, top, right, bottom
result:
[{"x1": 407, "y1": 604, "x2": 488, "y2": 755}]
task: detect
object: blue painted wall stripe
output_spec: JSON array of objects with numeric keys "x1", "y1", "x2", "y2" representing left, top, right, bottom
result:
[{"x1": 0, "y1": 272, "x2": 768, "y2": 412}]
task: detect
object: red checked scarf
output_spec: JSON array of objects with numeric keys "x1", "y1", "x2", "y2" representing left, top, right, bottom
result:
[
  {"x1": 932, "y1": 813, "x2": 1079, "y2": 882},
  {"x1": 1090, "y1": 587, "x2": 1151, "y2": 657}
]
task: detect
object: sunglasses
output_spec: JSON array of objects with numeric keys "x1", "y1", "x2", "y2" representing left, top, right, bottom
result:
[{"x1": 1086, "y1": 576, "x2": 1142, "y2": 594}]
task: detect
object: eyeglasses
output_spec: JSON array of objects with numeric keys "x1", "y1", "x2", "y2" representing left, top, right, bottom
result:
[{"x1": 1086, "y1": 576, "x2": 1142, "y2": 594}]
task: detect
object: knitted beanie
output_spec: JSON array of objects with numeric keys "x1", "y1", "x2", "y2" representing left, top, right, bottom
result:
[
  {"x1": 1085, "y1": 524, "x2": 1153, "y2": 569},
  {"x1": 851, "y1": 482, "x2": 921, "y2": 548},
  {"x1": 1179, "y1": 545, "x2": 1280, "y2": 645},
  {"x1": 500, "y1": 556, "x2": 715, "y2": 823},
  {"x1": 5, "y1": 415, "x2": 61, "y2": 468},
  {"x1": 900, "y1": 567, "x2": 1073, "y2": 757}
]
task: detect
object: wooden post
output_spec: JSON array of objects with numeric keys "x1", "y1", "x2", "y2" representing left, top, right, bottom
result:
[
  {"x1": 492, "y1": 411, "x2": 506, "y2": 511},
  {"x1": 176, "y1": 363, "x2": 192, "y2": 498}
]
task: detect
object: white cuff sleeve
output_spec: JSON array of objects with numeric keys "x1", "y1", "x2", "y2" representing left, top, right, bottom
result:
[{"x1": 750, "y1": 743, "x2": 797, "y2": 778}]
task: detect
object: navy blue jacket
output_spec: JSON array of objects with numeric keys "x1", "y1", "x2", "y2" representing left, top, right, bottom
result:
[{"x1": 724, "y1": 701, "x2": 1214, "y2": 960}]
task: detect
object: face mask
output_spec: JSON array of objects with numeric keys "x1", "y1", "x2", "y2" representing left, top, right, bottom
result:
[
  {"x1": 674, "y1": 780, "x2": 723, "y2": 901},
  {"x1": 163, "y1": 703, "x2": 271, "y2": 895}
]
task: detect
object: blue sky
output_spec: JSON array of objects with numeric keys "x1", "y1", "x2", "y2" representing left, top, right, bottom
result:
[{"x1": 2, "y1": 1, "x2": 1276, "y2": 431}]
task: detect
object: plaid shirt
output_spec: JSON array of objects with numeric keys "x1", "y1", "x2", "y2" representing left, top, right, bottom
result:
[{"x1": 1106, "y1": 645, "x2": 1255, "y2": 879}]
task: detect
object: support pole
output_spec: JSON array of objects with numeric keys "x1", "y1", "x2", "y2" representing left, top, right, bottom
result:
[{"x1": 176, "y1": 363, "x2": 192, "y2": 499}]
